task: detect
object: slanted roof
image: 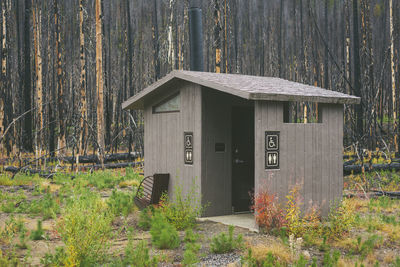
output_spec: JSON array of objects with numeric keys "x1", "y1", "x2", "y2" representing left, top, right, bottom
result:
[{"x1": 122, "y1": 70, "x2": 360, "y2": 109}]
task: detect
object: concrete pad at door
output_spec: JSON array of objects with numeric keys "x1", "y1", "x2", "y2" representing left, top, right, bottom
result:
[{"x1": 198, "y1": 213, "x2": 258, "y2": 232}]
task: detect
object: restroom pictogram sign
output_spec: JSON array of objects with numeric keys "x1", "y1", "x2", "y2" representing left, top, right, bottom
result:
[
  {"x1": 184, "y1": 132, "x2": 193, "y2": 165},
  {"x1": 265, "y1": 131, "x2": 279, "y2": 169}
]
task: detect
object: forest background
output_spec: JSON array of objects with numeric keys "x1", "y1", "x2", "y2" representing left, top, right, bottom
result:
[{"x1": 0, "y1": 0, "x2": 399, "y2": 165}]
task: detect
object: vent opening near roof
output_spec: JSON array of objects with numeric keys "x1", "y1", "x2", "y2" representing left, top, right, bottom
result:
[{"x1": 283, "y1": 102, "x2": 322, "y2": 123}]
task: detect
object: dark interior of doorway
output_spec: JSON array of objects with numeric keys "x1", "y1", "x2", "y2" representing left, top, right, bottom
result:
[{"x1": 231, "y1": 106, "x2": 255, "y2": 213}]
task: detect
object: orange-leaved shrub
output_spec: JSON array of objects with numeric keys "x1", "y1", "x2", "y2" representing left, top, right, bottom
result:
[
  {"x1": 253, "y1": 187, "x2": 322, "y2": 237},
  {"x1": 252, "y1": 190, "x2": 286, "y2": 232}
]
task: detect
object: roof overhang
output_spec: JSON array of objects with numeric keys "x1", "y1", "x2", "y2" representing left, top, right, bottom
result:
[{"x1": 122, "y1": 70, "x2": 361, "y2": 110}]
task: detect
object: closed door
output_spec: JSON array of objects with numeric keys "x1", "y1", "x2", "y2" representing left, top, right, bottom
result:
[{"x1": 231, "y1": 106, "x2": 254, "y2": 213}]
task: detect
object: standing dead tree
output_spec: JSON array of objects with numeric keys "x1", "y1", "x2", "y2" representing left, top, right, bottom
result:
[{"x1": 95, "y1": 0, "x2": 105, "y2": 168}]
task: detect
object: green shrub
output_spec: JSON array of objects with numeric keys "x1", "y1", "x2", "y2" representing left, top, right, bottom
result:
[
  {"x1": 241, "y1": 248, "x2": 258, "y2": 267},
  {"x1": 182, "y1": 242, "x2": 201, "y2": 266},
  {"x1": 323, "y1": 199, "x2": 355, "y2": 240},
  {"x1": 16, "y1": 222, "x2": 28, "y2": 249},
  {"x1": 292, "y1": 255, "x2": 308, "y2": 267},
  {"x1": 351, "y1": 235, "x2": 382, "y2": 259},
  {"x1": 41, "y1": 247, "x2": 67, "y2": 267},
  {"x1": 25, "y1": 191, "x2": 61, "y2": 219},
  {"x1": 210, "y1": 225, "x2": 243, "y2": 254},
  {"x1": 322, "y1": 250, "x2": 340, "y2": 267},
  {"x1": 182, "y1": 228, "x2": 201, "y2": 266},
  {"x1": 184, "y1": 228, "x2": 200, "y2": 243},
  {"x1": 107, "y1": 189, "x2": 134, "y2": 216},
  {"x1": 392, "y1": 257, "x2": 400, "y2": 267},
  {"x1": 262, "y1": 252, "x2": 283, "y2": 267},
  {"x1": 150, "y1": 212, "x2": 180, "y2": 249},
  {"x1": 123, "y1": 240, "x2": 158, "y2": 267},
  {"x1": 30, "y1": 220, "x2": 45, "y2": 240},
  {"x1": 138, "y1": 207, "x2": 154, "y2": 230},
  {"x1": 56, "y1": 189, "x2": 113, "y2": 265},
  {"x1": 159, "y1": 181, "x2": 205, "y2": 230}
]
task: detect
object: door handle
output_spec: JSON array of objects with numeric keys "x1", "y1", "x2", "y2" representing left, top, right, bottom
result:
[{"x1": 234, "y1": 159, "x2": 245, "y2": 164}]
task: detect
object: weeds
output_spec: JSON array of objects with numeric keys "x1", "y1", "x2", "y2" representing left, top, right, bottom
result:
[
  {"x1": 159, "y1": 181, "x2": 205, "y2": 230},
  {"x1": 30, "y1": 220, "x2": 45, "y2": 240},
  {"x1": 56, "y1": 189, "x2": 113, "y2": 265},
  {"x1": 351, "y1": 235, "x2": 383, "y2": 259},
  {"x1": 322, "y1": 250, "x2": 340, "y2": 267},
  {"x1": 41, "y1": 246, "x2": 68, "y2": 266},
  {"x1": 123, "y1": 240, "x2": 158, "y2": 267},
  {"x1": 138, "y1": 206, "x2": 154, "y2": 230},
  {"x1": 210, "y1": 225, "x2": 243, "y2": 254},
  {"x1": 182, "y1": 228, "x2": 201, "y2": 266},
  {"x1": 150, "y1": 212, "x2": 180, "y2": 249},
  {"x1": 107, "y1": 189, "x2": 134, "y2": 216},
  {"x1": 323, "y1": 198, "x2": 355, "y2": 240}
]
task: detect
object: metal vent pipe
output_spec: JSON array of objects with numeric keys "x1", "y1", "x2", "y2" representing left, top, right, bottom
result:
[{"x1": 189, "y1": 0, "x2": 204, "y2": 71}]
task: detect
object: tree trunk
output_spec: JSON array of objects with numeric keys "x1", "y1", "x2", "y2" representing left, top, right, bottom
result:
[
  {"x1": 389, "y1": 0, "x2": 397, "y2": 151},
  {"x1": 324, "y1": 0, "x2": 329, "y2": 89},
  {"x1": 23, "y1": 0, "x2": 32, "y2": 152},
  {"x1": 95, "y1": 0, "x2": 105, "y2": 168},
  {"x1": 32, "y1": 1, "x2": 42, "y2": 165},
  {"x1": 167, "y1": 0, "x2": 175, "y2": 68},
  {"x1": 353, "y1": 0, "x2": 363, "y2": 139},
  {"x1": 153, "y1": 0, "x2": 160, "y2": 80},
  {"x1": 214, "y1": 0, "x2": 221, "y2": 73},
  {"x1": 278, "y1": 0, "x2": 283, "y2": 78},
  {"x1": 54, "y1": 0, "x2": 65, "y2": 155},
  {"x1": 0, "y1": 1, "x2": 6, "y2": 155},
  {"x1": 77, "y1": 0, "x2": 87, "y2": 171}
]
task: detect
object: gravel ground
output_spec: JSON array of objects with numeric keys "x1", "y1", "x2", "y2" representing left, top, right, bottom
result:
[{"x1": 200, "y1": 252, "x2": 241, "y2": 266}]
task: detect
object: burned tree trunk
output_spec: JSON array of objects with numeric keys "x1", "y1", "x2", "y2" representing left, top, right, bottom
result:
[
  {"x1": 77, "y1": 0, "x2": 87, "y2": 171},
  {"x1": 32, "y1": 1, "x2": 43, "y2": 164},
  {"x1": 0, "y1": 1, "x2": 6, "y2": 155},
  {"x1": 54, "y1": 0, "x2": 65, "y2": 154},
  {"x1": 22, "y1": 0, "x2": 32, "y2": 152},
  {"x1": 95, "y1": 0, "x2": 105, "y2": 168},
  {"x1": 389, "y1": 0, "x2": 397, "y2": 151},
  {"x1": 214, "y1": 0, "x2": 221, "y2": 73},
  {"x1": 353, "y1": 0, "x2": 363, "y2": 140}
]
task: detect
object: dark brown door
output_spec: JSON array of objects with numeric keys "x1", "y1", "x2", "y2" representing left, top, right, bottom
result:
[{"x1": 232, "y1": 106, "x2": 254, "y2": 213}]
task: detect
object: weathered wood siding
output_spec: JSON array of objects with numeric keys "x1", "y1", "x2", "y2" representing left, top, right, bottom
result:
[
  {"x1": 255, "y1": 101, "x2": 343, "y2": 215},
  {"x1": 201, "y1": 88, "x2": 252, "y2": 216},
  {"x1": 144, "y1": 81, "x2": 202, "y2": 200}
]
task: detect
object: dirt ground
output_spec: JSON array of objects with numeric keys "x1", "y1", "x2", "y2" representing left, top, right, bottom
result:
[{"x1": 1, "y1": 184, "x2": 400, "y2": 266}]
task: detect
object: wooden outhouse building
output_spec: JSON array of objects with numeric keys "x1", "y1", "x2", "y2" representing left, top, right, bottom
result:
[{"x1": 122, "y1": 70, "x2": 360, "y2": 216}]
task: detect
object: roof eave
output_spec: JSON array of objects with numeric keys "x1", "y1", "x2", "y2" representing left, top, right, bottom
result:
[{"x1": 249, "y1": 93, "x2": 361, "y2": 105}]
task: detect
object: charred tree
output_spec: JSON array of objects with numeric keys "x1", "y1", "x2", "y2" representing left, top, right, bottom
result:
[{"x1": 95, "y1": 0, "x2": 105, "y2": 167}]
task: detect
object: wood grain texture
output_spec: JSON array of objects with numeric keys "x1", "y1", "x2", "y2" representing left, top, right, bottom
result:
[
  {"x1": 144, "y1": 82, "x2": 202, "y2": 202},
  {"x1": 255, "y1": 102, "x2": 344, "y2": 215}
]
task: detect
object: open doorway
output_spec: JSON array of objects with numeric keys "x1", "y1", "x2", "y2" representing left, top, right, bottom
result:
[{"x1": 231, "y1": 106, "x2": 255, "y2": 213}]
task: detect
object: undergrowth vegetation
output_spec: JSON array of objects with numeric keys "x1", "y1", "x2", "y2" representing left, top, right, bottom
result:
[
  {"x1": 254, "y1": 185, "x2": 355, "y2": 242},
  {"x1": 0, "y1": 167, "x2": 400, "y2": 266}
]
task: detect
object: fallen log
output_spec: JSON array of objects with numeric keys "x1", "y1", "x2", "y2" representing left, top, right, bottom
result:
[
  {"x1": 61, "y1": 152, "x2": 140, "y2": 164},
  {"x1": 4, "y1": 161, "x2": 144, "y2": 177},
  {"x1": 343, "y1": 162, "x2": 400, "y2": 175},
  {"x1": 78, "y1": 161, "x2": 143, "y2": 171},
  {"x1": 4, "y1": 166, "x2": 55, "y2": 178},
  {"x1": 1, "y1": 152, "x2": 141, "y2": 165}
]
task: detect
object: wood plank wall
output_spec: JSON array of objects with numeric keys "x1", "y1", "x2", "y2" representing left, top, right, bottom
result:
[
  {"x1": 255, "y1": 101, "x2": 343, "y2": 216},
  {"x1": 144, "y1": 81, "x2": 202, "y2": 200}
]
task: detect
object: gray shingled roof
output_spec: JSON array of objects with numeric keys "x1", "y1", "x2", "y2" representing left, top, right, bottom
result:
[{"x1": 122, "y1": 70, "x2": 360, "y2": 109}]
